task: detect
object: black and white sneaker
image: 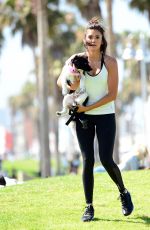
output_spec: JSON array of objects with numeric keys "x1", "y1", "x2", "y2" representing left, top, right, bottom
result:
[
  {"x1": 0, "y1": 175, "x2": 6, "y2": 186},
  {"x1": 119, "y1": 190, "x2": 134, "y2": 216},
  {"x1": 82, "y1": 204, "x2": 94, "y2": 222}
]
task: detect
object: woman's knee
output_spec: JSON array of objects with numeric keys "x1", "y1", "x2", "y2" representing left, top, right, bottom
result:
[
  {"x1": 100, "y1": 158, "x2": 114, "y2": 169},
  {"x1": 83, "y1": 157, "x2": 95, "y2": 168}
]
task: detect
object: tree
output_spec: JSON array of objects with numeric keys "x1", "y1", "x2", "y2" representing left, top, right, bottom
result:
[
  {"x1": 0, "y1": 0, "x2": 74, "y2": 176},
  {"x1": 0, "y1": 31, "x2": 4, "y2": 53},
  {"x1": 8, "y1": 81, "x2": 37, "y2": 156},
  {"x1": 118, "y1": 31, "x2": 150, "y2": 104},
  {"x1": 105, "y1": 0, "x2": 114, "y2": 56},
  {"x1": 129, "y1": 0, "x2": 150, "y2": 22},
  {"x1": 67, "y1": 0, "x2": 102, "y2": 20},
  {"x1": 36, "y1": 0, "x2": 51, "y2": 177}
]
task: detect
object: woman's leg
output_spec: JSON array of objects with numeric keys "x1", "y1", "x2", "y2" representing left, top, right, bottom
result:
[
  {"x1": 95, "y1": 114, "x2": 125, "y2": 192},
  {"x1": 76, "y1": 119, "x2": 95, "y2": 204}
]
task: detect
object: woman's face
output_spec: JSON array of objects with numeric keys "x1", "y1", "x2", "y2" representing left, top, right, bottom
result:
[{"x1": 84, "y1": 29, "x2": 102, "y2": 51}]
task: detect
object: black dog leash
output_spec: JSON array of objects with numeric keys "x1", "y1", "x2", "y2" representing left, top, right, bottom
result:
[
  {"x1": 65, "y1": 106, "x2": 78, "y2": 126},
  {"x1": 65, "y1": 106, "x2": 88, "y2": 129}
]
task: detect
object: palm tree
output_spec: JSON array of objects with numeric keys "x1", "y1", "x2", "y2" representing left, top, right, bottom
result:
[
  {"x1": 0, "y1": 0, "x2": 71, "y2": 176},
  {"x1": 8, "y1": 81, "x2": 37, "y2": 157},
  {"x1": 67, "y1": 0, "x2": 102, "y2": 20},
  {"x1": 36, "y1": 0, "x2": 51, "y2": 177},
  {"x1": 105, "y1": 0, "x2": 114, "y2": 56},
  {"x1": 0, "y1": 0, "x2": 80, "y2": 176},
  {"x1": 0, "y1": 31, "x2": 4, "y2": 53},
  {"x1": 0, "y1": 0, "x2": 51, "y2": 177},
  {"x1": 129, "y1": 0, "x2": 150, "y2": 22}
]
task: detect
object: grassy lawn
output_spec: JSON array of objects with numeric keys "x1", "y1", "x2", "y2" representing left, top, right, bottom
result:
[
  {"x1": 2, "y1": 159, "x2": 39, "y2": 178},
  {"x1": 2, "y1": 159, "x2": 60, "y2": 179},
  {"x1": 0, "y1": 170, "x2": 150, "y2": 230}
]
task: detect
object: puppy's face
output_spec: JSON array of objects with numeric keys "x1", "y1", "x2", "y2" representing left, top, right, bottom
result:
[
  {"x1": 71, "y1": 55, "x2": 92, "y2": 71},
  {"x1": 69, "y1": 64, "x2": 80, "y2": 76}
]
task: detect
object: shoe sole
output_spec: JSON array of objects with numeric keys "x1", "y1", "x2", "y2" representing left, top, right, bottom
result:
[{"x1": 82, "y1": 216, "x2": 94, "y2": 222}]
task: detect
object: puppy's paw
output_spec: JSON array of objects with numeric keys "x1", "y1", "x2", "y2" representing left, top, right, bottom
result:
[{"x1": 56, "y1": 111, "x2": 61, "y2": 116}]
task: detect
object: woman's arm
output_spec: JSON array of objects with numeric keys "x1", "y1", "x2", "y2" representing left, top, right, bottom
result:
[{"x1": 77, "y1": 56, "x2": 118, "y2": 113}]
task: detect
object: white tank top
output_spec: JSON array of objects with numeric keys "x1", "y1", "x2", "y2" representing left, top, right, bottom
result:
[{"x1": 84, "y1": 65, "x2": 115, "y2": 115}]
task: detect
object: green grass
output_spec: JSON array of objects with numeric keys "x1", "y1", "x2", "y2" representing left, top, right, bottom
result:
[
  {"x1": 3, "y1": 159, "x2": 39, "y2": 178},
  {"x1": 2, "y1": 159, "x2": 60, "y2": 178},
  {"x1": 0, "y1": 170, "x2": 150, "y2": 230}
]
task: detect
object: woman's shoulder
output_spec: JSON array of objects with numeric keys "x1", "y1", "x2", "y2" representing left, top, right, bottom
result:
[{"x1": 104, "y1": 54, "x2": 117, "y2": 67}]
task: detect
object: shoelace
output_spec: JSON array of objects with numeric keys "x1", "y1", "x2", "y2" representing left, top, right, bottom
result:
[
  {"x1": 84, "y1": 206, "x2": 93, "y2": 215},
  {"x1": 118, "y1": 194, "x2": 128, "y2": 207}
]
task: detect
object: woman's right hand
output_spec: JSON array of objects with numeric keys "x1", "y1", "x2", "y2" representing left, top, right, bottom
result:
[{"x1": 68, "y1": 76, "x2": 80, "y2": 91}]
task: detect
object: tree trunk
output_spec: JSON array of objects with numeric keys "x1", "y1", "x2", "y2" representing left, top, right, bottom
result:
[
  {"x1": 106, "y1": 0, "x2": 120, "y2": 163},
  {"x1": 32, "y1": 47, "x2": 42, "y2": 174},
  {"x1": 54, "y1": 114, "x2": 61, "y2": 175},
  {"x1": 37, "y1": 0, "x2": 51, "y2": 177},
  {"x1": 82, "y1": 0, "x2": 102, "y2": 20},
  {"x1": 53, "y1": 80, "x2": 61, "y2": 175},
  {"x1": 105, "y1": 0, "x2": 114, "y2": 56}
]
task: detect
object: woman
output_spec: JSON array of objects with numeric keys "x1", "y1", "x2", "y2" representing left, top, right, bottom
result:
[{"x1": 57, "y1": 17, "x2": 134, "y2": 222}]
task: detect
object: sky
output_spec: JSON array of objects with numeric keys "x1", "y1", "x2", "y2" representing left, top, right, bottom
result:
[
  {"x1": 0, "y1": 30, "x2": 35, "y2": 109},
  {"x1": 0, "y1": 0, "x2": 149, "y2": 111}
]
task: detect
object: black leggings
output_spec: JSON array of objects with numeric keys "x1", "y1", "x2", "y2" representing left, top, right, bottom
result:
[{"x1": 76, "y1": 113, "x2": 125, "y2": 204}]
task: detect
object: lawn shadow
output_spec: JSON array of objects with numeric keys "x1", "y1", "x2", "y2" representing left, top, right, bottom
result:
[
  {"x1": 133, "y1": 215, "x2": 150, "y2": 225},
  {"x1": 93, "y1": 218, "x2": 102, "y2": 222},
  {"x1": 93, "y1": 215, "x2": 150, "y2": 225}
]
